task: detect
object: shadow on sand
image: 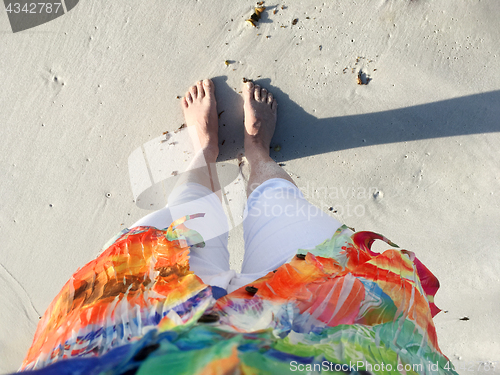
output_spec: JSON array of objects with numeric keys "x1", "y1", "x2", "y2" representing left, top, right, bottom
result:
[
  {"x1": 212, "y1": 75, "x2": 500, "y2": 163},
  {"x1": 131, "y1": 75, "x2": 499, "y2": 209}
]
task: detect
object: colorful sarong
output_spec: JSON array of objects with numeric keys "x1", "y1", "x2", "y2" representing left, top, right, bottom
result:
[{"x1": 20, "y1": 215, "x2": 457, "y2": 374}]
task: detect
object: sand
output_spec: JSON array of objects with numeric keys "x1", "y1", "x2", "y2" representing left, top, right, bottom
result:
[{"x1": 0, "y1": 0, "x2": 499, "y2": 373}]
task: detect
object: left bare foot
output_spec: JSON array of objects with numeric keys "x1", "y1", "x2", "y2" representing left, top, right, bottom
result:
[{"x1": 181, "y1": 79, "x2": 219, "y2": 160}]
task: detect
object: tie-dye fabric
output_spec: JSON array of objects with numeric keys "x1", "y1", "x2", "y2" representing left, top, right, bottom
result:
[{"x1": 19, "y1": 215, "x2": 457, "y2": 374}]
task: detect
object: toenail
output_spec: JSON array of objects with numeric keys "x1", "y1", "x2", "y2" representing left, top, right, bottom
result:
[
  {"x1": 203, "y1": 79, "x2": 210, "y2": 85},
  {"x1": 247, "y1": 82, "x2": 253, "y2": 88}
]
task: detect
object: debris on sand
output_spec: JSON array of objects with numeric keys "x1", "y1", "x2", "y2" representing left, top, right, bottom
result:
[
  {"x1": 174, "y1": 123, "x2": 186, "y2": 133},
  {"x1": 161, "y1": 130, "x2": 171, "y2": 143},
  {"x1": 357, "y1": 73, "x2": 363, "y2": 85},
  {"x1": 357, "y1": 70, "x2": 371, "y2": 85},
  {"x1": 246, "y1": 3, "x2": 266, "y2": 27},
  {"x1": 255, "y1": 6, "x2": 265, "y2": 15}
]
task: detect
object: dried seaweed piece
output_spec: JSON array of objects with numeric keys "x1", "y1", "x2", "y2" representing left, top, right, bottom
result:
[
  {"x1": 292, "y1": 18, "x2": 298, "y2": 25},
  {"x1": 162, "y1": 130, "x2": 169, "y2": 135},
  {"x1": 257, "y1": 1, "x2": 264, "y2": 5},
  {"x1": 224, "y1": 60, "x2": 230, "y2": 66},
  {"x1": 176, "y1": 96, "x2": 181, "y2": 99},
  {"x1": 171, "y1": 171, "x2": 178, "y2": 176},
  {"x1": 273, "y1": 144, "x2": 281, "y2": 152},
  {"x1": 246, "y1": 19, "x2": 257, "y2": 27},
  {"x1": 221, "y1": 140, "x2": 225, "y2": 145},
  {"x1": 459, "y1": 317, "x2": 470, "y2": 321},
  {"x1": 218, "y1": 110, "x2": 225, "y2": 118},
  {"x1": 242, "y1": 77, "x2": 253, "y2": 83},
  {"x1": 273, "y1": 9, "x2": 278, "y2": 14},
  {"x1": 296, "y1": 254, "x2": 306, "y2": 260}
]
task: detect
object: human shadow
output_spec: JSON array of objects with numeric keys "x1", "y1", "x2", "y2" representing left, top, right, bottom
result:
[{"x1": 214, "y1": 76, "x2": 500, "y2": 163}]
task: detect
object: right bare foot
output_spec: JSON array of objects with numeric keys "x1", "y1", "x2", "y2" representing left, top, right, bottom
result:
[
  {"x1": 181, "y1": 79, "x2": 219, "y2": 161},
  {"x1": 242, "y1": 81, "x2": 278, "y2": 160}
]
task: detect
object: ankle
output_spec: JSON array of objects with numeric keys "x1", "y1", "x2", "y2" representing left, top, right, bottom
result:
[
  {"x1": 200, "y1": 145, "x2": 219, "y2": 163},
  {"x1": 245, "y1": 141, "x2": 270, "y2": 163},
  {"x1": 245, "y1": 134, "x2": 269, "y2": 150}
]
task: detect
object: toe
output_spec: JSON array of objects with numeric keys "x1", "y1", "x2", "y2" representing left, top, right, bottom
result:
[
  {"x1": 271, "y1": 99, "x2": 278, "y2": 111},
  {"x1": 203, "y1": 79, "x2": 214, "y2": 97},
  {"x1": 254, "y1": 85, "x2": 261, "y2": 101},
  {"x1": 189, "y1": 85, "x2": 198, "y2": 99},
  {"x1": 261, "y1": 88, "x2": 268, "y2": 102},
  {"x1": 243, "y1": 81, "x2": 254, "y2": 101},
  {"x1": 196, "y1": 81, "x2": 205, "y2": 98},
  {"x1": 186, "y1": 91, "x2": 193, "y2": 104},
  {"x1": 182, "y1": 97, "x2": 189, "y2": 108},
  {"x1": 267, "y1": 92, "x2": 273, "y2": 104}
]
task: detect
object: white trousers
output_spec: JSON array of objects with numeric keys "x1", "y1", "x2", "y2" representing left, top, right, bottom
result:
[{"x1": 130, "y1": 178, "x2": 342, "y2": 293}]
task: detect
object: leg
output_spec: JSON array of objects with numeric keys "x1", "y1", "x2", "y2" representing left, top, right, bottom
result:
[
  {"x1": 176, "y1": 79, "x2": 221, "y2": 200},
  {"x1": 229, "y1": 82, "x2": 343, "y2": 292},
  {"x1": 130, "y1": 79, "x2": 234, "y2": 290},
  {"x1": 242, "y1": 81, "x2": 296, "y2": 196}
]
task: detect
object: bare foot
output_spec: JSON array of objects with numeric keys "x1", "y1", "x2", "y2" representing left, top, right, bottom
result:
[
  {"x1": 242, "y1": 81, "x2": 278, "y2": 160},
  {"x1": 181, "y1": 79, "x2": 219, "y2": 160}
]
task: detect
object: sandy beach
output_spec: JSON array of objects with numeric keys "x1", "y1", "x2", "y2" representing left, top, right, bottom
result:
[{"x1": 1, "y1": 0, "x2": 499, "y2": 373}]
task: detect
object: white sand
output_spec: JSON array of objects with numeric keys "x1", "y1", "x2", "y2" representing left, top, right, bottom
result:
[{"x1": 1, "y1": 0, "x2": 499, "y2": 373}]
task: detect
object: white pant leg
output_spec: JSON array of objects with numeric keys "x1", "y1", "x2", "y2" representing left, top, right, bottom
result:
[
  {"x1": 129, "y1": 182, "x2": 235, "y2": 289},
  {"x1": 228, "y1": 178, "x2": 342, "y2": 292}
]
